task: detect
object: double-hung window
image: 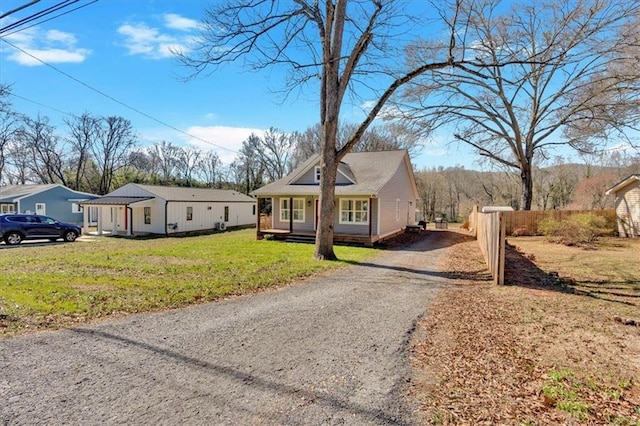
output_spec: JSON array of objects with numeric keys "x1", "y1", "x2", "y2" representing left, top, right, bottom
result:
[
  {"x1": 339, "y1": 198, "x2": 368, "y2": 224},
  {"x1": 280, "y1": 198, "x2": 305, "y2": 222}
]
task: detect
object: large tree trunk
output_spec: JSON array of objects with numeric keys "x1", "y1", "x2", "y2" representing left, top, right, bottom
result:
[
  {"x1": 314, "y1": 144, "x2": 338, "y2": 260},
  {"x1": 520, "y1": 163, "x2": 533, "y2": 210}
]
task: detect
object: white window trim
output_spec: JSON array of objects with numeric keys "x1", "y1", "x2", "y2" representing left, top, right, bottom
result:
[
  {"x1": 339, "y1": 198, "x2": 369, "y2": 225},
  {"x1": 279, "y1": 198, "x2": 305, "y2": 223},
  {"x1": 314, "y1": 166, "x2": 321, "y2": 183},
  {"x1": 1, "y1": 204, "x2": 15, "y2": 214}
]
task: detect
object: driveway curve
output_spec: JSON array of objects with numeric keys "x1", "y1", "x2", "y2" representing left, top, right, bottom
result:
[{"x1": 1, "y1": 231, "x2": 457, "y2": 425}]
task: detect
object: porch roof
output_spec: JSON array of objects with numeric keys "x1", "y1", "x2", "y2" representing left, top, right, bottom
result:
[{"x1": 80, "y1": 196, "x2": 154, "y2": 206}]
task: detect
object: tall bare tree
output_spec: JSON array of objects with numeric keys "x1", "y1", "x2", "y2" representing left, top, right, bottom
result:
[
  {"x1": 398, "y1": 0, "x2": 640, "y2": 210},
  {"x1": 0, "y1": 84, "x2": 18, "y2": 185},
  {"x1": 196, "y1": 150, "x2": 223, "y2": 188},
  {"x1": 92, "y1": 116, "x2": 137, "y2": 195},
  {"x1": 176, "y1": 0, "x2": 496, "y2": 260},
  {"x1": 65, "y1": 112, "x2": 99, "y2": 191},
  {"x1": 16, "y1": 114, "x2": 68, "y2": 185}
]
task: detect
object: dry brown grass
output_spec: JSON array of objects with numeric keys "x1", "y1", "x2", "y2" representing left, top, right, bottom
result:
[{"x1": 410, "y1": 230, "x2": 640, "y2": 425}]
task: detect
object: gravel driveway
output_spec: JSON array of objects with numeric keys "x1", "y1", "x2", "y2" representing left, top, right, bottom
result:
[{"x1": 1, "y1": 232, "x2": 454, "y2": 425}]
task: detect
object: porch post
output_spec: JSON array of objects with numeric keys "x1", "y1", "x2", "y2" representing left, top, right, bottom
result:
[
  {"x1": 289, "y1": 196, "x2": 293, "y2": 232},
  {"x1": 369, "y1": 197, "x2": 373, "y2": 240},
  {"x1": 256, "y1": 197, "x2": 264, "y2": 240},
  {"x1": 97, "y1": 208, "x2": 103, "y2": 235},
  {"x1": 82, "y1": 205, "x2": 89, "y2": 234},
  {"x1": 112, "y1": 207, "x2": 117, "y2": 235}
]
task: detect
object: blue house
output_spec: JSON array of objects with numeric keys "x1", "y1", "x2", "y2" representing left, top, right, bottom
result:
[{"x1": 0, "y1": 184, "x2": 99, "y2": 226}]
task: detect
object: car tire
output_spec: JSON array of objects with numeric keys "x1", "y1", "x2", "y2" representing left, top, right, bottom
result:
[
  {"x1": 63, "y1": 231, "x2": 78, "y2": 242},
  {"x1": 4, "y1": 232, "x2": 23, "y2": 245}
]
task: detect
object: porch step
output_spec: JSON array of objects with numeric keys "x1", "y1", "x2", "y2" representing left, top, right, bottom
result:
[{"x1": 285, "y1": 234, "x2": 316, "y2": 244}]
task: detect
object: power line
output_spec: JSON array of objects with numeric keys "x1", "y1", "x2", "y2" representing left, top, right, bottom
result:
[
  {"x1": 0, "y1": 0, "x2": 40, "y2": 20},
  {"x1": 0, "y1": 1, "x2": 79, "y2": 35},
  {"x1": 1, "y1": 0, "x2": 99, "y2": 37},
  {"x1": 1, "y1": 38, "x2": 237, "y2": 154},
  {"x1": 11, "y1": 92, "x2": 81, "y2": 119}
]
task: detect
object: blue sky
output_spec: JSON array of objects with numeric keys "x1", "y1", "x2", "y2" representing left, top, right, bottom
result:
[{"x1": 0, "y1": 0, "x2": 479, "y2": 170}]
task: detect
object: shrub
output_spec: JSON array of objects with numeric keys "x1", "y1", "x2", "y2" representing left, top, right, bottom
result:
[
  {"x1": 538, "y1": 213, "x2": 608, "y2": 246},
  {"x1": 511, "y1": 226, "x2": 528, "y2": 237}
]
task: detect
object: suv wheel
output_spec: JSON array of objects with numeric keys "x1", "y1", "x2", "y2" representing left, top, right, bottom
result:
[
  {"x1": 63, "y1": 230, "x2": 78, "y2": 242},
  {"x1": 4, "y1": 232, "x2": 24, "y2": 245}
]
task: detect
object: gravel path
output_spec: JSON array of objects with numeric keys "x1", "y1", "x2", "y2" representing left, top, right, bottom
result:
[{"x1": 1, "y1": 232, "x2": 454, "y2": 425}]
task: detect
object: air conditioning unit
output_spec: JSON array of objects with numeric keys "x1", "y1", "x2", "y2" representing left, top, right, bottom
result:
[{"x1": 215, "y1": 222, "x2": 226, "y2": 231}]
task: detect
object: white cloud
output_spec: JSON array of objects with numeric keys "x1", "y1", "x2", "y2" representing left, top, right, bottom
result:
[
  {"x1": 117, "y1": 13, "x2": 198, "y2": 60},
  {"x1": 184, "y1": 126, "x2": 266, "y2": 164},
  {"x1": 3, "y1": 27, "x2": 90, "y2": 66},
  {"x1": 164, "y1": 13, "x2": 199, "y2": 31}
]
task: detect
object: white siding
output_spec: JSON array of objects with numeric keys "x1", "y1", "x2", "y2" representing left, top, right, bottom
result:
[
  {"x1": 376, "y1": 158, "x2": 418, "y2": 237},
  {"x1": 615, "y1": 182, "x2": 640, "y2": 237},
  {"x1": 166, "y1": 201, "x2": 255, "y2": 234}
]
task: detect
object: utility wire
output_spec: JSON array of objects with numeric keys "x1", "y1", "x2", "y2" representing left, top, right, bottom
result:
[
  {"x1": 1, "y1": 38, "x2": 237, "y2": 153},
  {"x1": 0, "y1": 1, "x2": 79, "y2": 35},
  {"x1": 11, "y1": 92, "x2": 81, "y2": 119},
  {"x1": 1, "y1": 0, "x2": 99, "y2": 37},
  {"x1": 0, "y1": 0, "x2": 40, "y2": 20}
]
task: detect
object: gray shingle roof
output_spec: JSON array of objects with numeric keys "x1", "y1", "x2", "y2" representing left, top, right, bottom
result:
[
  {"x1": 0, "y1": 184, "x2": 97, "y2": 202},
  {"x1": 0, "y1": 184, "x2": 58, "y2": 201},
  {"x1": 252, "y1": 150, "x2": 411, "y2": 196},
  {"x1": 123, "y1": 184, "x2": 255, "y2": 203}
]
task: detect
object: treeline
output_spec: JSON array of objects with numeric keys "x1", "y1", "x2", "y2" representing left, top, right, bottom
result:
[
  {"x1": 0, "y1": 86, "x2": 420, "y2": 195},
  {"x1": 416, "y1": 153, "x2": 640, "y2": 222}
]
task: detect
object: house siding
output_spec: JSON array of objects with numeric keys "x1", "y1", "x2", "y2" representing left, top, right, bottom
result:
[
  {"x1": 18, "y1": 186, "x2": 97, "y2": 225},
  {"x1": 614, "y1": 181, "x2": 640, "y2": 237},
  {"x1": 166, "y1": 201, "x2": 255, "y2": 234},
  {"x1": 89, "y1": 184, "x2": 256, "y2": 236},
  {"x1": 376, "y1": 159, "x2": 418, "y2": 237},
  {"x1": 296, "y1": 166, "x2": 352, "y2": 185},
  {"x1": 272, "y1": 196, "x2": 316, "y2": 232}
]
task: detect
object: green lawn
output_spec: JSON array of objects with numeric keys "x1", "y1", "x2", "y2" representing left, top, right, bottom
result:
[{"x1": 0, "y1": 229, "x2": 374, "y2": 335}]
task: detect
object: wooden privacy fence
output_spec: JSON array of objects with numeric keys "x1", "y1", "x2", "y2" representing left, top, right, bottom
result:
[
  {"x1": 467, "y1": 206, "x2": 617, "y2": 285},
  {"x1": 502, "y1": 209, "x2": 615, "y2": 236},
  {"x1": 471, "y1": 206, "x2": 506, "y2": 285}
]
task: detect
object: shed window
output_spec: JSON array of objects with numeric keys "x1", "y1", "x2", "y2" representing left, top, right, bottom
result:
[
  {"x1": 224, "y1": 206, "x2": 229, "y2": 222},
  {"x1": 186, "y1": 206, "x2": 193, "y2": 221},
  {"x1": 71, "y1": 203, "x2": 83, "y2": 213},
  {"x1": 314, "y1": 166, "x2": 321, "y2": 183},
  {"x1": 144, "y1": 207, "x2": 151, "y2": 224},
  {"x1": 339, "y1": 198, "x2": 368, "y2": 224},
  {"x1": 280, "y1": 198, "x2": 305, "y2": 222}
]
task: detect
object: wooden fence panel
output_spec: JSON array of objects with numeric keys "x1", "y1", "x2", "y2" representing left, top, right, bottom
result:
[
  {"x1": 476, "y1": 211, "x2": 505, "y2": 285},
  {"x1": 502, "y1": 209, "x2": 615, "y2": 236}
]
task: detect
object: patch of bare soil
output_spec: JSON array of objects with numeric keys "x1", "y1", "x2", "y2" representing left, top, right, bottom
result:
[{"x1": 410, "y1": 229, "x2": 640, "y2": 425}]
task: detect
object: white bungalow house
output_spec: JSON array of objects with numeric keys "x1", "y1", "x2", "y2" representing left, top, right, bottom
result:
[
  {"x1": 80, "y1": 183, "x2": 256, "y2": 236},
  {"x1": 251, "y1": 150, "x2": 420, "y2": 245},
  {"x1": 605, "y1": 174, "x2": 640, "y2": 237}
]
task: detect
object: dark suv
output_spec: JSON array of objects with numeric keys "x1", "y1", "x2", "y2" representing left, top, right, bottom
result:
[{"x1": 0, "y1": 214, "x2": 82, "y2": 245}]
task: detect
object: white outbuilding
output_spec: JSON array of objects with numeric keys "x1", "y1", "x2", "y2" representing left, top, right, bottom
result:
[{"x1": 81, "y1": 183, "x2": 256, "y2": 236}]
